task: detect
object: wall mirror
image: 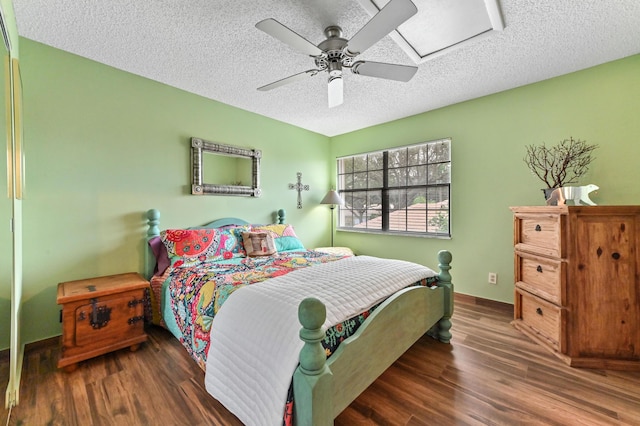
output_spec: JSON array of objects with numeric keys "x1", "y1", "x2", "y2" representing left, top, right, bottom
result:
[{"x1": 191, "y1": 137, "x2": 261, "y2": 197}]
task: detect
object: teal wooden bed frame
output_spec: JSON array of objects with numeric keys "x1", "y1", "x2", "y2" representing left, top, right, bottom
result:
[{"x1": 144, "y1": 208, "x2": 453, "y2": 426}]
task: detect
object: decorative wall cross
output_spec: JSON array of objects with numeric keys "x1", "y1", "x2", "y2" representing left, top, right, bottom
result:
[{"x1": 288, "y1": 172, "x2": 309, "y2": 209}]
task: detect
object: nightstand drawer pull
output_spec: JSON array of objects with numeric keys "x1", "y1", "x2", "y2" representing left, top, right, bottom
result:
[
  {"x1": 536, "y1": 307, "x2": 543, "y2": 315},
  {"x1": 612, "y1": 252, "x2": 621, "y2": 260},
  {"x1": 536, "y1": 265, "x2": 543, "y2": 273},
  {"x1": 128, "y1": 316, "x2": 144, "y2": 325},
  {"x1": 535, "y1": 224, "x2": 542, "y2": 232},
  {"x1": 128, "y1": 298, "x2": 145, "y2": 308}
]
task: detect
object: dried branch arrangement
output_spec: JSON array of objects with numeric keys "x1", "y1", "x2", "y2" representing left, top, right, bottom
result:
[{"x1": 524, "y1": 137, "x2": 598, "y2": 188}]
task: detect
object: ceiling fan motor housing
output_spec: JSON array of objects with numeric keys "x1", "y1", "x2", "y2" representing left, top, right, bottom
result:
[{"x1": 315, "y1": 26, "x2": 352, "y2": 75}]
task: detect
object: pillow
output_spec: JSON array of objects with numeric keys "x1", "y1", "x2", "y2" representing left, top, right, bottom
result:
[
  {"x1": 251, "y1": 224, "x2": 305, "y2": 251},
  {"x1": 242, "y1": 231, "x2": 277, "y2": 257},
  {"x1": 160, "y1": 226, "x2": 248, "y2": 266},
  {"x1": 148, "y1": 236, "x2": 171, "y2": 276}
]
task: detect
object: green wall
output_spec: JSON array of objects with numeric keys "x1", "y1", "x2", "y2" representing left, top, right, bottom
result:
[
  {"x1": 331, "y1": 54, "x2": 640, "y2": 304},
  {"x1": 3, "y1": 35, "x2": 639, "y2": 349},
  {"x1": 12, "y1": 38, "x2": 333, "y2": 347}
]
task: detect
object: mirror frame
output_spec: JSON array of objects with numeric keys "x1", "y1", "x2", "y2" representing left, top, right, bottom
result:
[{"x1": 191, "y1": 137, "x2": 262, "y2": 197}]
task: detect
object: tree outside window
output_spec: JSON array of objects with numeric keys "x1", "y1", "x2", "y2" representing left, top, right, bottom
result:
[{"x1": 337, "y1": 138, "x2": 451, "y2": 237}]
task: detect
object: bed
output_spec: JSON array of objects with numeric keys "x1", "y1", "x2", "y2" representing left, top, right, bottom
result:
[{"x1": 144, "y1": 208, "x2": 453, "y2": 426}]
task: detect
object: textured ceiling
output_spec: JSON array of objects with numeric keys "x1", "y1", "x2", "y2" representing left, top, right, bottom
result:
[{"x1": 12, "y1": 0, "x2": 640, "y2": 137}]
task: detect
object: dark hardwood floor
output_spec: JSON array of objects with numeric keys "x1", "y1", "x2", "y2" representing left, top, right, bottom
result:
[{"x1": 2, "y1": 297, "x2": 640, "y2": 425}]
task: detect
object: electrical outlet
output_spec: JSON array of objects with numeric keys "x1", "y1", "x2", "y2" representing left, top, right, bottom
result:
[{"x1": 488, "y1": 272, "x2": 497, "y2": 285}]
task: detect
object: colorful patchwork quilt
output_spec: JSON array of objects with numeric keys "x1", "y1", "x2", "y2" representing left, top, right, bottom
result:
[{"x1": 160, "y1": 250, "x2": 348, "y2": 369}]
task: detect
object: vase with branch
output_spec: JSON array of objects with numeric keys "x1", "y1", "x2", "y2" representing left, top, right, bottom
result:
[{"x1": 523, "y1": 137, "x2": 598, "y2": 199}]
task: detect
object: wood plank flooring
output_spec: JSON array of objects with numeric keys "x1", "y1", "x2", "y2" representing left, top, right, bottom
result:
[{"x1": 2, "y1": 297, "x2": 640, "y2": 425}]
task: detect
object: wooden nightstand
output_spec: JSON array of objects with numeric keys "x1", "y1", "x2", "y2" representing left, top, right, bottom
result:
[{"x1": 57, "y1": 272, "x2": 149, "y2": 372}]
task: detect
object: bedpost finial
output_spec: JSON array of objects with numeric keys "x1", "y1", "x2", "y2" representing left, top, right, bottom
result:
[
  {"x1": 298, "y1": 297, "x2": 325, "y2": 330},
  {"x1": 147, "y1": 209, "x2": 160, "y2": 221},
  {"x1": 278, "y1": 209, "x2": 286, "y2": 224},
  {"x1": 437, "y1": 250, "x2": 452, "y2": 284},
  {"x1": 298, "y1": 298, "x2": 327, "y2": 375},
  {"x1": 146, "y1": 209, "x2": 160, "y2": 238},
  {"x1": 438, "y1": 250, "x2": 452, "y2": 266}
]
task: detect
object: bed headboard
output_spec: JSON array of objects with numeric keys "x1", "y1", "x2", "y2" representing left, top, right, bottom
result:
[{"x1": 144, "y1": 208, "x2": 287, "y2": 279}]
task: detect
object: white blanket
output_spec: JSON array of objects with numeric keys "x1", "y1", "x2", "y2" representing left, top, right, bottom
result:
[{"x1": 204, "y1": 255, "x2": 436, "y2": 425}]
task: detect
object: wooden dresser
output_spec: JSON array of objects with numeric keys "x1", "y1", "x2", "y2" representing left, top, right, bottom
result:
[
  {"x1": 57, "y1": 272, "x2": 149, "y2": 372},
  {"x1": 510, "y1": 205, "x2": 640, "y2": 370}
]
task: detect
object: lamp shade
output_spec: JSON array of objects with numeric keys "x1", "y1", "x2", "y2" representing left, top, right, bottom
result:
[{"x1": 320, "y1": 190, "x2": 344, "y2": 206}]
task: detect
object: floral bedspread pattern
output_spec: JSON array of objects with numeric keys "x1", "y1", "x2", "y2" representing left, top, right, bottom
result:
[{"x1": 164, "y1": 250, "x2": 347, "y2": 369}]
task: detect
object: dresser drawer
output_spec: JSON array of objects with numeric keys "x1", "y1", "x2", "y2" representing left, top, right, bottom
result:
[
  {"x1": 515, "y1": 252, "x2": 566, "y2": 305},
  {"x1": 514, "y1": 214, "x2": 565, "y2": 258},
  {"x1": 515, "y1": 288, "x2": 564, "y2": 351}
]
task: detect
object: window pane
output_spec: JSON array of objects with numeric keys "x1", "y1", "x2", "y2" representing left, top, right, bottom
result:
[
  {"x1": 368, "y1": 170, "x2": 383, "y2": 189},
  {"x1": 407, "y1": 205, "x2": 427, "y2": 232},
  {"x1": 342, "y1": 191, "x2": 353, "y2": 208},
  {"x1": 353, "y1": 155, "x2": 368, "y2": 172},
  {"x1": 408, "y1": 145, "x2": 428, "y2": 166},
  {"x1": 388, "y1": 167, "x2": 406, "y2": 187},
  {"x1": 429, "y1": 140, "x2": 450, "y2": 162},
  {"x1": 388, "y1": 189, "x2": 407, "y2": 210},
  {"x1": 341, "y1": 206, "x2": 355, "y2": 227},
  {"x1": 367, "y1": 191, "x2": 382, "y2": 208},
  {"x1": 407, "y1": 165, "x2": 426, "y2": 186},
  {"x1": 427, "y1": 186, "x2": 449, "y2": 208},
  {"x1": 348, "y1": 190, "x2": 368, "y2": 211},
  {"x1": 388, "y1": 208, "x2": 407, "y2": 231},
  {"x1": 408, "y1": 188, "x2": 427, "y2": 205},
  {"x1": 364, "y1": 209, "x2": 382, "y2": 230},
  {"x1": 368, "y1": 152, "x2": 383, "y2": 170},
  {"x1": 428, "y1": 210, "x2": 449, "y2": 233},
  {"x1": 428, "y1": 163, "x2": 450, "y2": 184},
  {"x1": 342, "y1": 157, "x2": 353, "y2": 173},
  {"x1": 340, "y1": 173, "x2": 353, "y2": 190},
  {"x1": 352, "y1": 171, "x2": 367, "y2": 189},
  {"x1": 388, "y1": 148, "x2": 407, "y2": 168}
]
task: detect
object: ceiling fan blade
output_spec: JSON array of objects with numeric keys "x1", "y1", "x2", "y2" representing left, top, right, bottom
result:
[
  {"x1": 328, "y1": 76, "x2": 344, "y2": 108},
  {"x1": 351, "y1": 61, "x2": 418, "y2": 82},
  {"x1": 345, "y1": 0, "x2": 417, "y2": 57},
  {"x1": 257, "y1": 69, "x2": 319, "y2": 91},
  {"x1": 256, "y1": 18, "x2": 324, "y2": 57}
]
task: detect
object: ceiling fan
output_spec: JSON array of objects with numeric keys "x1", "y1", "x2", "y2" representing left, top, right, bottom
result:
[{"x1": 255, "y1": 0, "x2": 419, "y2": 108}]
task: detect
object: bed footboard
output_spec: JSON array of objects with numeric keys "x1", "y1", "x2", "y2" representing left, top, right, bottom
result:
[{"x1": 293, "y1": 250, "x2": 453, "y2": 426}]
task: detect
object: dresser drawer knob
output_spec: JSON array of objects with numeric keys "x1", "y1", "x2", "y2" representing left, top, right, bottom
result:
[
  {"x1": 536, "y1": 265, "x2": 543, "y2": 273},
  {"x1": 536, "y1": 307, "x2": 543, "y2": 316},
  {"x1": 612, "y1": 252, "x2": 621, "y2": 260},
  {"x1": 535, "y1": 224, "x2": 542, "y2": 232}
]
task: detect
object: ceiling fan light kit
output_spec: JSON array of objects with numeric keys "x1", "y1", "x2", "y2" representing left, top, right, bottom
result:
[{"x1": 255, "y1": 0, "x2": 419, "y2": 108}]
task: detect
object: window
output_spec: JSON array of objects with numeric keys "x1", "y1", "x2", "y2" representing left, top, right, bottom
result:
[{"x1": 337, "y1": 138, "x2": 451, "y2": 237}]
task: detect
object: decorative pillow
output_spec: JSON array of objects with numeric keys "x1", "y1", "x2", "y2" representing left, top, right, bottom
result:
[
  {"x1": 160, "y1": 226, "x2": 248, "y2": 267},
  {"x1": 148, "y1": 236, "x2": 171, "y2": 276},
  {"x1": 251, "y1": 224, "x2": 305, "y2": 251},
  {"x1": 242, "y1": 231, "x2": 277, "y2": 257}
]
